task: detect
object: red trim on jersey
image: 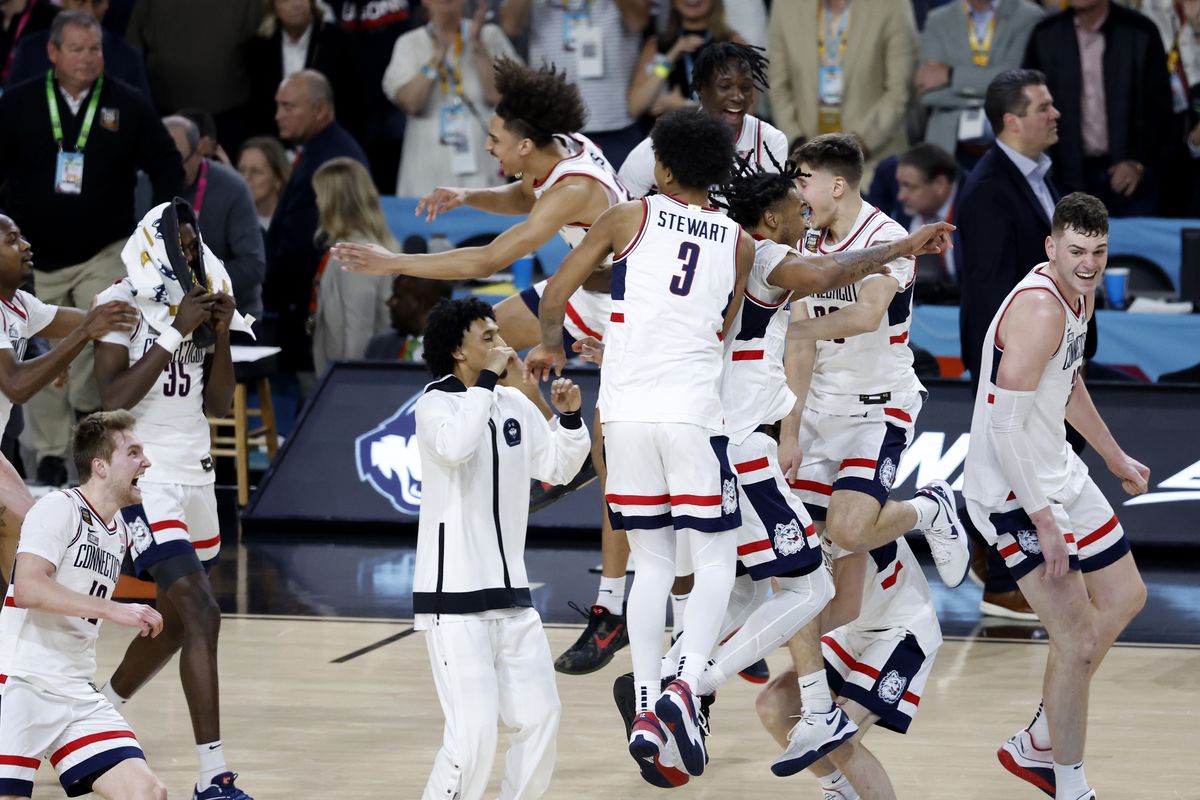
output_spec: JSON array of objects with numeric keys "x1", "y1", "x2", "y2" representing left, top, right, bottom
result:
[
  {"x1": 883, "y1": 408, "x2": 912, "y2": 423},
  {"x1": 731, "y1": 350, "x2": 764, "y2": 361},
  {"x1": 564, "y1": 300, "x2": 603, "y2": 341},
  {"x1": 0, "y1": 294, "x2": 27, "y2": 320},
  {"x1": 1063, "y1": 532, "x2": 1075, "y2": 544},
  {"x1": 670, "y1": 494, "x2": 721, "y2": 507},
  {"x1": 73, "y1": 489, "x2": 116, "y2": 532},
  {"x1": 734, "y1": 457, "x2": 770, "y2": 473},
  {"x1": 1033, "y1": 266, "x2": 1085, "y2": 320},
  {"x1": 737, "y1": 539, "x2": 773, "y2": 556},
  {"x1": 0, "y1": 673, "x2": 6, "y2": 682},
  {"x1": 839, "y1": 458, "x2": 877, "y2": 470},
  {"x1": 987, "y1": 393, "x2": 995, "y2": 404},
  {"x1": 49, "y1": 731, "x2": 137, "y2": 766},
  {"x1": 818, "y1": 207, "x2": 881, "y2": 253},
  {"x1": 0, "y1": 755, "x2": 40, "y2": 769},
  {"x1": 880, "y1": 560, "x2": 903, "y2": 589},
  {"x1": 993, "y1": 286, "x2": 1068, "y2": 354},
  {"x1": 1077, "y1": 515, "x2": 1119, "y2": 548},
  {"x1": 1006, "y1": 491, "x2": 1016, "y2": 501},
  {"x1": 744, "y1": 288, "x2": 789, "y2": 308},
  {"x1": 192, "y1": 534, "x2": 221, "y2": 550},
  {"x1": 530, "y1": 142, "x2": 587, "y2": 189},
  {"x1": 610, "y1": 312, "x2": 625, "y2": 323},
  {"x1": 150, "y1": 520, "x2": 188, "y2": 533},
  {"x1": 613, "y1": 197, "x2": 649, "y2": 261},
  {"x1": 606, "y1": 493, "x2": 670, "y2": 505},
  {"x1": 889, "y1": 331, "x2": 909, "y2": 345},
  {"x1": 789, "y1": 479, "x2": 832, "y2": 495},
  {"x1": 542, "y1": 170, "x2": 619, "y2": 209},
  {"x1": 3, "y1": 596, "x2": 15, "y2": 607}
]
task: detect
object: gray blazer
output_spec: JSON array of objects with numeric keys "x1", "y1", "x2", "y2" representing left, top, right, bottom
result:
[{"x1": 919, "y1": 0, "x2": 1045, "y2": 154}]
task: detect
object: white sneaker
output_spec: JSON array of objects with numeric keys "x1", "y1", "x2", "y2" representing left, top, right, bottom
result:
[
  {"x1": 916, "y1": 480, "x2": 970, "y2": 588},
  {"x1": 996, "y1": 728, "x2": 1054, "y2": 797},
  {"x1": 771, "y1": 707, "x2": 858, "y2": 777}
]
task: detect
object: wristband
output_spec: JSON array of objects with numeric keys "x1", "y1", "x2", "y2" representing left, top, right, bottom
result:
[
  {"x1": 559, "y1": 409, "x2": 583, "y2": 430},
  {"x1": 475, "y1": 369, "x2": 499, "y2": 391},
  {"x1": 421, "y1": 63, "x2": 438, "y2": 80},
  {"x1": 154, "y1": 326, "x2": 184, "y2": 354},
  {"x1": 651, "y1": 54, "x2": 671, "y2": 79}
]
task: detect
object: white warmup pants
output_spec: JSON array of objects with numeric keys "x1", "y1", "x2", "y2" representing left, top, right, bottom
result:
[{"x1": 422, "y1": 608, "x2": 561, "y2": 800}]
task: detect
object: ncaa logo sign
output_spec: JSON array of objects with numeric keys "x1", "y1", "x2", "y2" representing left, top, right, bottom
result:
[{"x1": 355, "y1": 392, "x2": 424, "y2": 515}]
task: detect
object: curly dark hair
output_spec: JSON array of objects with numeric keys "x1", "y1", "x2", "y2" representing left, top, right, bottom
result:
[
  {"x1": 691, "y1": 42, "x2": 770, "y2": 96},
  {"x1": 651, "y1": 108, "x2": 735, "y2": 191},
  {"x1": 715, "y1": 153, "x2": 808, "y2": 228},
  {"x1": 422, "y1": 297, "x2": 496, "y2": 377},
  {"x1": 793, "y1": 133, "x2": 864, "y2": 187},
  {"x1": 493, "y1": 57, "x2": 589, "y2": 148},
  {"x1": 1052, "y1": 192, "x2": 1108, "y2": 238}
]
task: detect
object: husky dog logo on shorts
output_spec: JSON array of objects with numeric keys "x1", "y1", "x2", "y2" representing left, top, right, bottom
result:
[
  {"x1": 878, "y1": 457, "x2": 896, "y2": 490},
  {"x1": 1017, "y1": 529, "x2": 1041, "y2": 555},
  {"x1": 878, "y1": 669, "x2": 908, "y2": 704},
  {"x1": 773, "y1": 519, "x2": 804, "y2": 555},
  {"x1": 128, "y1": 515, "x2": 153, "y2": 557},
  {"x1": 722, "y1": 478, "x2": 738, "y2": 514},
  {"x1": 503, "y1": 418, "x2": 521, "y2": 447}
]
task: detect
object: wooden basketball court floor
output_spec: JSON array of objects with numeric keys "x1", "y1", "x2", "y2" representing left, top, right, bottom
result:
[{"x1": 23, "y1": 615, "x2": 1200, "y2": 799}]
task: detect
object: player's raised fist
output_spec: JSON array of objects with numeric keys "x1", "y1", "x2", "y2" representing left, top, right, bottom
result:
[
  {"x1": 550, "y1": 378, "x2": 581, "y2": 413},
  {"x1": 83, "y1": 299, "x2": 139, "y2": 339}
]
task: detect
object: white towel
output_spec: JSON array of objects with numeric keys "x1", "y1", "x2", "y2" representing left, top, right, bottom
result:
[{"x1": 120, "y1": 201, "x2": 255, "y2": 337}]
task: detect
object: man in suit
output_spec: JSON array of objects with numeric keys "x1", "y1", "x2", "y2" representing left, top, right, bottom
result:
[
  {"x1": 897, "y1": 142, "x2": 963, "y2": 303},
  {"x1": 956, "y1": 68, "x2": 1062, "y2": 620},
  {"x1": 265, "y1": 69, "x2": 367, "y2": 378},
  {"x1": 1023, "y1": 0, "x2": 1175, "y2": 216},
  {"x1": 916, "y1": 0, "x2": 1044, "y2": 165},
  {"x1": 768, "y1": 0, "x2": 918, "y2": 180}
]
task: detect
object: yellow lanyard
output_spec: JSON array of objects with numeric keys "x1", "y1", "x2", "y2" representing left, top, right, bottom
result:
[
  {"x1": 817, "y1": 2, "x2": 850, "y2": 67},
  {"x1": 963, "y1": 2, "x2": 996, "y2": 67},
  {"x1": 435, "y1": 27, "x2": 464, "y2": 97}
]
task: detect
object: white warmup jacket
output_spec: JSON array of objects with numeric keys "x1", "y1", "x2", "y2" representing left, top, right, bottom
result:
[{"x1": 412, "y1": 372, "x2": 590, "y2": 621}]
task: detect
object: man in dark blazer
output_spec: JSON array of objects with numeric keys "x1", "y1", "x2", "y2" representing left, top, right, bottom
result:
[
  {"x1": 265, "y1": 69, "x2": 367, "y2": 375},
  {"x1": 1023, "y1": 0, "x2": 1174, "y2": 216}
]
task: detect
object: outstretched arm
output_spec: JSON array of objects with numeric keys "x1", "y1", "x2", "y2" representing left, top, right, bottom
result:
[{"x1": 415, "y1": 178, "x2": 536, "y2": 221}]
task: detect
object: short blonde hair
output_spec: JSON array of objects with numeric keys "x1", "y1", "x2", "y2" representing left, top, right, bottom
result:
[{"x1": 73, "y1": 410, "x2": 137, "y2": 482}]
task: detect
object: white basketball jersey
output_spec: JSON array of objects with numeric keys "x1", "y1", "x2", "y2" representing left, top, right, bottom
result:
[
  {"x1": 796, "y1": 202, "x2": 922, "y2": 413},
  {"x1": 0, "y1": 290, "x2": 57, "y2": 432},
  {"x1": 964, "y1": 264, "x2": 1089, "y2": 507},
  {"x1": 0, "y1": 489, "x2": 129, "y2": 697},
  {"x1": 829, "y1": 536, "x2": 942, "y2": 654},
  {"x1": 721, "y1": 238, "x2": 795, "y2": 444},
  {"x1": 601, "y1": 194, "x2": 742, "y2": 429},
  {"x1": 97, "y1": 280, "x2": 214, "y2": 486},
  {"x1": 532, "y1": 133, "x2": 630, "y2": 251}
]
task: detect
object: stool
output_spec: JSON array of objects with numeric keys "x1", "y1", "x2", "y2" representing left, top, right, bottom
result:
[{"x1": 208, "y1": 373, "x2": 278, "y2": 506}]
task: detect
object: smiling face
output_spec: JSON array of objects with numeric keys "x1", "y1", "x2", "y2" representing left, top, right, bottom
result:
[
  {"x1": 485, "y1": 114, "x2": 531, "y2": 178},
  {"x1": 766, "y1": 186, "x2": 807, "y2": 245},
  {"x1": 1046, "y1": 226, "x2": 1108, "y2": 299},
  {"x1": 698, "y1": 61, "x2": 755, "y2": 133},
  {"x1": 0, "y1": 215, "x2": 34, "y2": 292},
  {"x1": 795, "y1": 164, "x2": 843, "y2": 231}
]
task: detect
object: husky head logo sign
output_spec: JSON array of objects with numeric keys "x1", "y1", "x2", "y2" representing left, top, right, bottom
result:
[{"x1": 355, "y1": 392, "x2": 424, "y2": 515}]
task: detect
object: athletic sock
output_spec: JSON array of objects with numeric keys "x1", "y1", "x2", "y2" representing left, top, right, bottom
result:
[
  {"x1": 1052, "y1": 760, "x2": 1089, "y2": 798},
  {"x1": 595, "y1": 576, "x2": 626, "y2": 615},
  {"x1": 819, "y1": 768, "x2": 852, "y2": 793},
  {"x1": 635, "y1": 681, "x2": 657, "y2": 715},
  {"x1": 670, "y1": 592, "x2": 690, "y2": 639},
  {"x1": 99, "y1": 681, "x2": 127, "y2": 706},
  {"x1": 1028, "y1": 700, "x2": 1052, "y2": 750},
  {"x1": 197, "y1": 741, "x2": 227, "y2": 789},
  {"x1": 905, "y1": 494, "x2": 941, "y2": 530},
  {"x1": 799, "y1": 670, "x2": 833, "y2": 714},
  {"x1": 676, "y1": 652, "x2": 706, "y2": 695}
]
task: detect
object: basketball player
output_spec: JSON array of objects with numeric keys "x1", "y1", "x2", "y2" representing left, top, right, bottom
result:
[
  {"x1": 618, "y1": 42, "x2": 787, "y2": 199},
  {"x1": 334, "y1": 57, "x2": 637, "y2": 676},
  {"x1": 525, "y1": 107, "x2": 751, "y2": 784},
  {"x1": 0, "y1": 215, "x2": 138, "y2": 598},
  {"x1": 414, "y1": 297, "x2": 590, "y2": 800},
  {"x1": 777, "y1": 133, "x2": 968, "y2": 770},
  {"x1": 964, "y1": 193, "x2": 1148, "y2": 800},
  {"x1": 0, "y1": 410, "x2": 167, "y2": 800},
  {"x1": 91, "y1": 202, "x2": 253, "y2": 800},
  {"x1": 756, "y1": 535, "x2": 942, "y2": 800}
]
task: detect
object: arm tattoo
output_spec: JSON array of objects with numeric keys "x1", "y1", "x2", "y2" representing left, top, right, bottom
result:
[{"x1": 829, "y1": 239, "x2": 906, "y2": 282}]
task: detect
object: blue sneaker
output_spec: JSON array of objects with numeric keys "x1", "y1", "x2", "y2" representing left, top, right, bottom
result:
[
  {"x1": 654, "y1": 680, "x2": 707, "y2": 777},
  {"x1": 194, "y1": 772, "x2": 253, "y2": 800}
]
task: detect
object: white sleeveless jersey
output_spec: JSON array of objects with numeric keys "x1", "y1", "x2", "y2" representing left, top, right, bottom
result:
[
  {"x1": 532, "y1": 133, "x2": 630, "y2": 251},
  {"x1": 601, "y1": 194, "x2": 742, "y2": 429},
  {"x1": 617, "y1": 114, "x2": 790, "y2": 199},
  {"x1": 963, "y1": 264, "x2": 1089, "y2": 507},
  {"x1": 828, "y1": 536, "x2": 942, "y2": 654},
  {"x1": 721, "y1": 238, "x2": 795, "y2": 444},
  {"x1": 0, "y1": 290, "x2": 57, "y2": 432},
  {"x1": 0, "y1": 489, "x2": 130, "y2": 697},
  {"x1": 796, "y1": 203, "x2": 922, "y2": 413},
  {"x1": 97, "y1": 280, "x2": 214, "y2": 486}
]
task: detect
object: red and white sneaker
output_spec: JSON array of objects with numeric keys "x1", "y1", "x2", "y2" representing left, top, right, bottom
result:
[
  {"x1": 628, "y1": 711, "x2": 689, "y2": 788},
  {"x1": 997, "y1": 728, "x2": 1055, "y2": 797}
]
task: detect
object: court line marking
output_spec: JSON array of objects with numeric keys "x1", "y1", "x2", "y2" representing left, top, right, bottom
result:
[{"x1": 330, "y1": 627, "x2": 417, "y2": 663}]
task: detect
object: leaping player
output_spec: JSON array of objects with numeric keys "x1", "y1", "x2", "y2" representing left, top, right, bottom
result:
[{"x1": 964, "y1": 193, "x2": 1148, "y2": 800}]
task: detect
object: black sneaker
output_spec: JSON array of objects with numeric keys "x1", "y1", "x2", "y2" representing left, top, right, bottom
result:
[
  {"x1": 614, "y1": 672, "x2": 716, "y2": 743},
  {"x1": 554, "y1": 601, "x2": 628, "y2": 675},
  {"x1": 738, "y1": 658, "x2": 770, "y2": 684},
  {"x1": 36, "y1": 456, "x2": 67, "y2": 487},
  {"x1": 529, "y1": 454, "x2": 598, "y2": 513}
]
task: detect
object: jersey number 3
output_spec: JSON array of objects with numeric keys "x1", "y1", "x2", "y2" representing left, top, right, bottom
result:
[{"x1": 670, "y1": 242, "x2": 700, "y2": 296}]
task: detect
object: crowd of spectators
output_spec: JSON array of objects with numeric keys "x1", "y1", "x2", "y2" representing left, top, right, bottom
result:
[{"x1": 0, "y1": 0, "x2": 1196, "y2": 482}]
